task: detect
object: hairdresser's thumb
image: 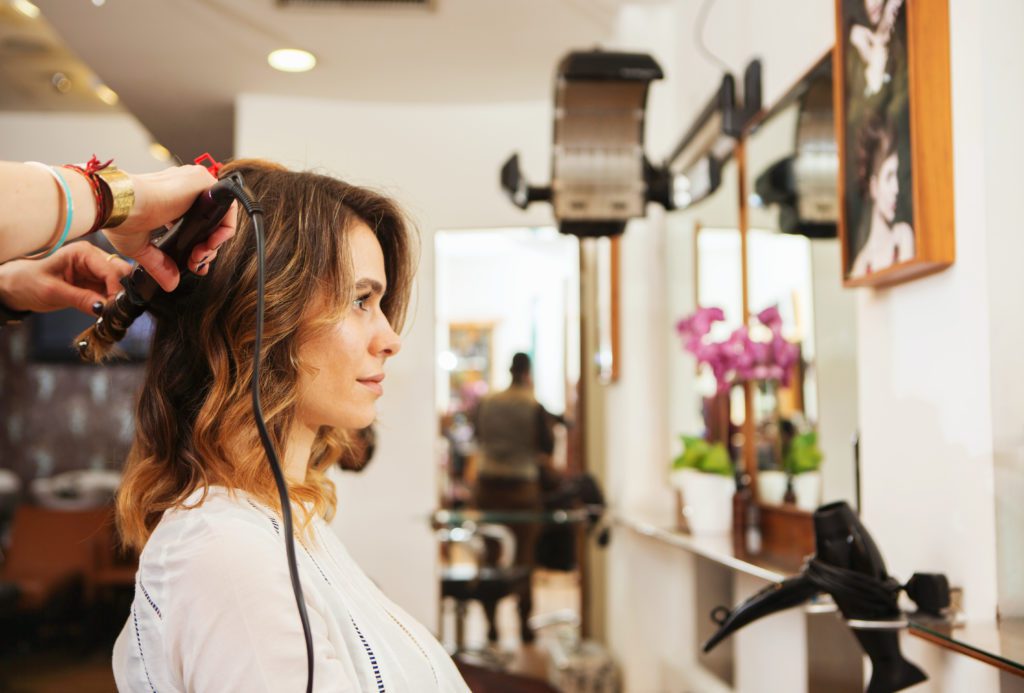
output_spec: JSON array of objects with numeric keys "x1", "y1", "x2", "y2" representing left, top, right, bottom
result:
[{"x1": 132, "y1": 243, "x2": 180, "y2": 292}]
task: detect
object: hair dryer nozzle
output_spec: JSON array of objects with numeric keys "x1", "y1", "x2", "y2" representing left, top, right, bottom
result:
[{"x1": 702, "y1": 575, "x2": 818, "y2": 653}]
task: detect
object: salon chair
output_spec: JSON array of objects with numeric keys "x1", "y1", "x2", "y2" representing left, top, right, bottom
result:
[
  {"x1": 0, "y1": 504, "x2": 114, "y2": 650},
  {"x1": 30, "y1": 469, "x2": 121, "y2": 510},
  {"x1": 438, "y1": 523, "x2": 533, "y2": 658}
]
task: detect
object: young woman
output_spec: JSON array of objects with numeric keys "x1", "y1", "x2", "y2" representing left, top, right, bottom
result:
[
  {"x1": 111, "y1": 159, "x2": 469, "y2": 691},
  {"x1": 849, "y1": 117, "x2": 914, "y2": 278}
]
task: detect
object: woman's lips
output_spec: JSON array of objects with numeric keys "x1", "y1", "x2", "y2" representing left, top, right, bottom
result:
[{"x1": 358, "y1": 375, "x2": 384, "y2": 396}]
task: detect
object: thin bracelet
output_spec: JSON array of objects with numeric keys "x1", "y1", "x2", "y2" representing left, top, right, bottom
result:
[
  {"x1": 24, "y1": 161, "x2": 74, "y2": 258},
  {"x1": 63, "y1": 159, "x2": 108, "y2": 234}
]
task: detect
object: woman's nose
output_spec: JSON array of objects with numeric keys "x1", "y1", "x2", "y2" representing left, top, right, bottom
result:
[{"x1": 374, "y1": 319, "x2": 401, "y2": 358}]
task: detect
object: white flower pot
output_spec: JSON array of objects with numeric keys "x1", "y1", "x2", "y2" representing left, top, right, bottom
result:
[
  {"x1": 792, "y1": 471, "x2": 822, "y2": 512},
  {"x1": 676, "y1": 468, "x2": 735, "y2": 535},
  {"x1": 669, "y1": 468, "x2": 691, "y2": 492},
  {"x1": 757, "y1": 470, "x2": 788, "y2": 506}
]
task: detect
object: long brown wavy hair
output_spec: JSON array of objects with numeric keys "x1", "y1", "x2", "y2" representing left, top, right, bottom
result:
[
  {"x1": 855, "y1": 114, "x2": 897, "y2": 198},
  {"x1": 116, "y1": 159, "x2": 416, "y2": 551}
]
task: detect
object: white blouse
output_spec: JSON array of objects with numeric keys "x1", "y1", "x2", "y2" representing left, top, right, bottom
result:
[{"x1": 112, "y1": 485, "x2": 468, "y2": 692}]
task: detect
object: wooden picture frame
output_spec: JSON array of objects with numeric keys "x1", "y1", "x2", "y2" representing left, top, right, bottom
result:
[{"x1": 833, "y1": 0, "x2": 954, "y2": 288}]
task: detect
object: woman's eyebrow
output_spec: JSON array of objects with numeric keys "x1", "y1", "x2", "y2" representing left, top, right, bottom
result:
[{"x1": 355, "y1": 278, "x2": 385, "y2": 294}]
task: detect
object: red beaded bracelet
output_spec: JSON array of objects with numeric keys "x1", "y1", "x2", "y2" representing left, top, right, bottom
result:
[{"x1": 62, "y1": 154, "x2": 113, "y2": 234}]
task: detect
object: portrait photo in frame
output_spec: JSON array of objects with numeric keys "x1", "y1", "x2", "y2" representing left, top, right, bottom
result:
[{"x1": 833, "y1": 0, "x2": 955, "y2": 287}]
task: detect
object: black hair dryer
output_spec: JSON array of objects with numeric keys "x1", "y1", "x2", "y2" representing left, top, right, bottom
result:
[{"x1": 704, "y1": 502, "x2": 948, "y2": 693}]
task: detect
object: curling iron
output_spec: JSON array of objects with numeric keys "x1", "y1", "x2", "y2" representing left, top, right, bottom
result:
[
  {"x1": 704, "y1": 502, "x2": 949, "y2": 693},
  {"x1": 77, "y1": 173, "x2": 241, "y2": 360},
  {"x1": 77, "y1": 168, "x2": 317, "y2": 693}
]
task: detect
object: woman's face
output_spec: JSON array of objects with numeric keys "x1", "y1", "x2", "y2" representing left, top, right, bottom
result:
[
  {"x1": 870, "y1": 151, "x2": 899, "y2": 224},
  {"x1": 864, "y1": 0, "x2": 885, "y2": 25},
  {"x1": 294, "y1": 222, "x2": 401, "y2": 432}
]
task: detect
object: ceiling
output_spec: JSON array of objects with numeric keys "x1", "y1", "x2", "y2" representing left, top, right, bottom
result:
[
  {"x1": 0, "y1": 2, "x2": 124, "y2": 113},
  {"x1": 20, "y1": 0, "x2": 655, "y2": 161}
]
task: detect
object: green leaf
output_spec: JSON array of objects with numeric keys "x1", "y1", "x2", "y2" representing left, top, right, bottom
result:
[
  {"x1": 699, "y1": 443, "x2": 734, "y2": 477},
  {"x1": 786, "y1": 431, "x2": 823, "y2": 475},
  {"x1": 672, "y1": 436, "x2": 710, "y2": 469}
]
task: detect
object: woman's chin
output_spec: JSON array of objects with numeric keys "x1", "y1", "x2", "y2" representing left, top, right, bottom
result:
[{"x1": 343, "y1": 410, "x2": 377, "y2": 431}]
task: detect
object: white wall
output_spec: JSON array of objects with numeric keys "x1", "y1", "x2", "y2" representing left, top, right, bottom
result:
[
  {"x1": 0, "y1": 111, "x2": 162, "y2": 173},
  {"x1": 976, "y1": 0, "x2": 1024, "y2": 621},
  {"x1": 603, "y1": 0, "x2": 1017, "y2": 691},
  {"x1": 601, "y1": 5, "x2": 704, "y2": 691},
  {"x1": 855, "y1": 0, "x2": 1024, "y2": 687},
  {"x1": 235, "y1": 94, "x2": 556, "y2": 629},
  {"x1": 811, "y1": 240, "x2": 859, "y2": 506}
]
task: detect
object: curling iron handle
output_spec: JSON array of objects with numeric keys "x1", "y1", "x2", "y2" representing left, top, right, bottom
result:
[
  {"x1": 119, "y1": 176, "x2": 239, "y2": 304},
  {"x1": 155, "y1": 176, "x2": 240, "y2": 268}
]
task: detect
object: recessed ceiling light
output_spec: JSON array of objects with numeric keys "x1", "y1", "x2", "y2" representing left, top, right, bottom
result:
[
  {"x1": 92, "y1": 0, "x2": 106, "y2": 6},
  {"x1": 95, "y1": 84, "x2": 119, "y2": 105},
  {"x1": 149, "y1": 143, "x2": 172, "y2": 162},
  {"x1": 268, "y1": 48, "x2": 316, "y2": 73},
  {"x1": 51, "y1": 72, "x2": 72, "y2": 94},
  {"x1": 12, "y1": 0, "x2": 41, "y2": 18}
]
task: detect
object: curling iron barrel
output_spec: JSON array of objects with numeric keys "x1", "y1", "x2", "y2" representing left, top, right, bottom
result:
[{"x1": 77, "y1": 175, "x2": 242, "y2": 362}]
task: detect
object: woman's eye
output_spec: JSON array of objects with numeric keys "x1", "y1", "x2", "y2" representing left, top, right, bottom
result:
[{"x1": 354, "y1": 293, "x2": 372, "y2": 311}]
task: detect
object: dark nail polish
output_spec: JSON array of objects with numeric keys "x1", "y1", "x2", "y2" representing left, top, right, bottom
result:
[{"x1": 91, "y1": 301, "x2": 103, "y2": 316}]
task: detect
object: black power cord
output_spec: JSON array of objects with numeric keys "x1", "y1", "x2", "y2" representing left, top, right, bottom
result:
[
  {"x1": 227, "y1": 180, "x2": 315, "y2": 693},
  {"x1": 805, "y1": 558, "x2": 902, "y2": 619}
]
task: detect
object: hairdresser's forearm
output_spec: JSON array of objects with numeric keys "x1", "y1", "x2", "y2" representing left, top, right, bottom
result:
[{"x1": 0, "y1": 161, "x2": 101, "y2": 263}]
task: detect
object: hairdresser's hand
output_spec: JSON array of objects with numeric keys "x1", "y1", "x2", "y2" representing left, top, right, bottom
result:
[
  {"x1": 102, "y1": 164, "x2": 237, "y2": 291},
  {"x1": 0, "y1": 241, "x2": 132, "y2": 316}
]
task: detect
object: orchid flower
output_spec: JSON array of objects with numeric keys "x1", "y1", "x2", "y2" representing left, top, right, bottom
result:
[{"x1": 676, "y1": 304, "x2": 799, "y2": 391}]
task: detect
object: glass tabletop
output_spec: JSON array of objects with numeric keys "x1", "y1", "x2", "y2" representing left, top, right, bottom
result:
[
  {"x1": 432, "y1": 507, "x2": 594, "y2": 526},
  {"x1": 908, "y1": 616, "x2": 1024, "y2": 675}
]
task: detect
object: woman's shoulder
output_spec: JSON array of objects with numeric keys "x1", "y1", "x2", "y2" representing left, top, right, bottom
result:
[
  {"x1": 893, "y1": 222, "x2": 915, "y2": 256},
  {"x1": 143, "y1": 486, "x2": 284, "y2": 566},
  {"x1": 132, "y1": 487, "x2": 300, "y2": 637}
]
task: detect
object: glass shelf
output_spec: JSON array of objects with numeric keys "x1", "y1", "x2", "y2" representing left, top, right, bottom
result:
[
  {"x1": 432, "y1": 507, "x2": 594, "y2": 526},
  {"x1": 617, "y1": 513, "x2": 1024, "y2": 678},
  {"x1": 909, "y1": 616, "x2": 1024, "y2": 676},
  {"x1": 613, "y1": 512, "x2": 799, "y2": 582}
]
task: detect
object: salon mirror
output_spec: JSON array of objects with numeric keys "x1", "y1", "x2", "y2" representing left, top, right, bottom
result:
[
  {"x1": 666, "y1": 150, "x2": 743, "y2": 474},
  {"x1": 742, "y1": 52, "x2": 860, "y2": 512}
]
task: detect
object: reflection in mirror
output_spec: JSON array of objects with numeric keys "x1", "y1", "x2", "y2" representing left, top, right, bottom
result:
[
  {"x1": 744, "y1": 52, "x2": 860, "y2": 510},
  {"x1": 435, "y1": 228, "x2": 580, "y2": 508},
  {"x1": 695, "y1": 227, "x2": 743, "y2": 338},
  {"x1": 667, "y1": 154, "x2": 742, "y2": 479},
  {"x1": 693, "y1": 225, "x2": 746, "y2": 446},
  {"x1": 433, "y1": 227, "x2": 584, "y2": 653}
]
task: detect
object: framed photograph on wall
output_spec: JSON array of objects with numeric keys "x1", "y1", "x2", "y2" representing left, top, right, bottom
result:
[
  {"x1": 833, "y1": 0, "x2": 955, "y2": 287},
  {"x1": 448, "y1": 322, "x2": 494, "y2": 411}
]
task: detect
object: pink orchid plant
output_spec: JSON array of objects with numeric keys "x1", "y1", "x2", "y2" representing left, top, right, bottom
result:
[{"x1": 676, "y1": 305, "x2": 800, "y2": 393}]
